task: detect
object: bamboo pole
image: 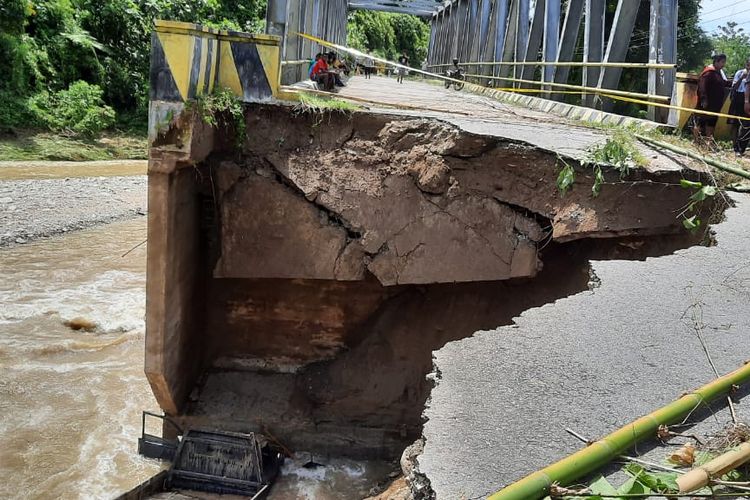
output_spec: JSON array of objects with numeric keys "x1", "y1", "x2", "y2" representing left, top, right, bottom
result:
[
  {"x1": 489, "y1": 360, "x2": 750, "y2": 500},
  {"x1": 635, "y1": 135, "x2": 750, "y2": 181},
  {"x1": 677, "y1": 442, "x2": 750, "y2": 493}
]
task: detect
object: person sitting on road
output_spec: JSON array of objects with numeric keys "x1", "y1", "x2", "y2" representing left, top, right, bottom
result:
[
  {"x1": 327, "y1": 52, "x2": 346, "y2": 87},
  {"x1": 693, "y1": 53, "x2": 730, "y2": 147},
  {"x1": 311, "y1": 52, "x2": 334, "y2": 91},
  {"x1": 309, "y1": 53, "x2": 322, "y2": 80}
]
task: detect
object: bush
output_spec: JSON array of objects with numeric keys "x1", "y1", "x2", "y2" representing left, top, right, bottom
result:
[
  {"x1": 0, "y1": 91, "x2": 38, "y2": 130},
  {"x1": 28, "y1": 80, "x2": 115, "y2": 137}
]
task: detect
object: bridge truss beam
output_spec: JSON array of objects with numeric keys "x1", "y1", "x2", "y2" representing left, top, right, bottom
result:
[{"x1": 426, "y1": 0, "x2": 679, "y2": 122}]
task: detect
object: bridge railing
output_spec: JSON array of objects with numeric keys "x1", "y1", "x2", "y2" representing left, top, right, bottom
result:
[
  {"x1": 427, "y1": 0, "x2": 678, "y2": 122},
  {"x1": 426, "y1": 60, "x2": 676, "y2": 105}
]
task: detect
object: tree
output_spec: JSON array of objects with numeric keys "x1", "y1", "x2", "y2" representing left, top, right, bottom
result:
[
  {"x1": 712, "y1": 22, "x2": 750, "y2": 75},
  {"x1": 347, "y1": 10, "x2": 429, "y2": 64}
]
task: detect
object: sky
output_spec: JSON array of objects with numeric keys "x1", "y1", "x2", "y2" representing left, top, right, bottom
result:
[{"x1": 699, "y1": 0, "x2": 750, "y2": 34}]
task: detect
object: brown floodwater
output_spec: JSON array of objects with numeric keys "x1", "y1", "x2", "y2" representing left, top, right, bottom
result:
[
  {"x1": 0, "y1": 160, "x2": 147, "y2": 181},
  {"x1": 0, "y1": 217, "x2": 396, "y2": 499},
  {"x1": 0, "y1": 218, "x2": 162, "y2": 499}
]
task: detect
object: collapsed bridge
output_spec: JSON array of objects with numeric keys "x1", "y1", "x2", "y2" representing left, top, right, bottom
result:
[{"x1": 139, "y1": 9, "x2": 732, "y2": 499}]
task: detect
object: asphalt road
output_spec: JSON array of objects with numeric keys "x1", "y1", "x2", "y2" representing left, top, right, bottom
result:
[{"x1": 418, "y1": 194, "x2": 750, "y2": 499}]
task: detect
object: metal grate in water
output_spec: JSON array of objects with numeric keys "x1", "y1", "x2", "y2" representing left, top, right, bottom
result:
[{"x1": 167, "y1": 429, "x2": 282, "y2": 498}]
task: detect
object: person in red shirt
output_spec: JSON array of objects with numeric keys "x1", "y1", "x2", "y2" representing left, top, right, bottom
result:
[
  {"x1": 693, "y1": 54, "x2": 730, "y2": 146},
  {"x1": 310, "y1": 53, "x2": 334, "y2": 91}
]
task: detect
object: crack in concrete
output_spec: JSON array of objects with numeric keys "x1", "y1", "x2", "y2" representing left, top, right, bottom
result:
[{"x1": 421, "y1": 196, "x2": 515, "y2": 267}]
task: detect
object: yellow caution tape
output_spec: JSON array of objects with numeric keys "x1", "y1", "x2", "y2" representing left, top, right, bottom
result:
[
  {"x1": 494, "y1": 86, "x2": 745, "y2": 122},
  {"x1": 295, "y1": 32, "x2": 747, "y2": 124}
]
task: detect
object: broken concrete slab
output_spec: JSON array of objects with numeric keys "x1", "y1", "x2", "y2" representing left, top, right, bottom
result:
[
  {"x1": 215, "y1": 106, "x2": 711, "y2": 287},
  {"x1": 146, "y1": 101, "x2": 723, "y2": 462},
  {"x1": 418, "y1": 194, "x2": 750, "y2": 499}
]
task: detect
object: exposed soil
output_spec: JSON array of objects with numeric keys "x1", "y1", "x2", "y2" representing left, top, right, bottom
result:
[{"x1": 158, "y1": 104, "x2": 714, "y2": 463}]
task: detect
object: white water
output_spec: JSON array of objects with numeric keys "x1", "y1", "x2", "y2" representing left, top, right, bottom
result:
[
  {"x1": 0, "y1": 218, "x2": 164, "y2": 499},
  {"x1": 0, "y1": 216, "x2": 397, "y2": 499}
]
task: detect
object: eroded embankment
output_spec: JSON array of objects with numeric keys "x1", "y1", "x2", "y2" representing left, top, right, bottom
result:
[{"x1": 149, "y1": 103, "x2": 719, "y2": 462}]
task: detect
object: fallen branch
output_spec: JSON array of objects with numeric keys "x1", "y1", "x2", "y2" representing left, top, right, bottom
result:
[
  {"x1": 677, "y1": 442, "x2": 750, "y2": 493},
  {"x1": 635, "y1": 134, "x2": 750, "y2": 181}
]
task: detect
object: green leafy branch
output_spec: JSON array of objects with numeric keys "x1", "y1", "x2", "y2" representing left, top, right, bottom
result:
[
  {"x1": 679, "y1": 179, "x2": 718, "y2": 231},
  {"x1": 193, "y1": 87, "x2": 246, "y2": 149}
]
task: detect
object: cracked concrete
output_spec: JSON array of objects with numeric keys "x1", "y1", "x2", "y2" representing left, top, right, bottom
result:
[
  {"x1": 213, "y1": 107, "x2": 710, "y2": 288},
  {"x1": 145, "y1": 101, "x2": 725, "y2": 471}
]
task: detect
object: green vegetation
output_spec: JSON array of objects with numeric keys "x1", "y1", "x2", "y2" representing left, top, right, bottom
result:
[
  {"x1": 347, "y1": 10, "x2": 429, "y2": 66},
  {"x1": 295, "y1": 93, "x2": 360, "y2": 113},
  {"x1": 194, "y1": 87, "x2": 247, "y2": 148},
  {"x1": 712, "y1": 22, "x2": 750, "y2": 75},
  {"x1": 586, "y1": 129, "x2": 647, "y2": 178},
  {"x1": 556, "y1": 156, "x2": 576, "y2": 196},
  {"x1": 546, "y1": 439, "x2": 750, "y2": 499},
  {"x1": 0, "y1": 0, "x2": 267, "y2": 141},
  {"x1": 0, "y1": 131, "x2": 146, "y2": 161},
  {"x1": 680, "y1": 178, "x2": 719, "y2": 231},
  {"x1": 28, "y1": 80, "x2": 115, "y2": 137}
]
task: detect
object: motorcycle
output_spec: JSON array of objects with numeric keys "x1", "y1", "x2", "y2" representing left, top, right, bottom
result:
[{"x1": 444, "y1": 68, "x2": 465, "y2": 91}]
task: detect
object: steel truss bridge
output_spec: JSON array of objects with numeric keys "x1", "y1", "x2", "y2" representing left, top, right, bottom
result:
[{"x1": 266, "y1": 0, "x2": 678, "y2": 122}]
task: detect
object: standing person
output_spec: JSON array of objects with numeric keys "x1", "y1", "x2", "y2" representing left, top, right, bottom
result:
[
  {"x1": 738, "y1": 70, "x2": 750, "y2": 156},
  {"x1": 397, "y1": 51, "x2": 409, "y2": 84},
  {"x1": 729, "y1": 57, "x2": 750, "y2": 155},
  {"x1": 693, "y1": 54, "x2": 730, "y2": 147},
  {"x1": 364, "y1": 55, "x2": 374, "y2": 79}
]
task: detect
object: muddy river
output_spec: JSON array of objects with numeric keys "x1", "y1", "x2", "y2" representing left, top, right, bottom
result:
[{"x1": 0, "y1": 215, "x2": 393, "y2": 499}]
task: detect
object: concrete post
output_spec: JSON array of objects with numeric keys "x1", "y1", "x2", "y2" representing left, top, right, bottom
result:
[
  {"x1": 493, "y1": 0, "x2": 510, "y2": 77},
  {"x1": 582, "y1": 0, "x2": 605, "y2": 106},
  {"x1": 521, "y1": 0, "x2": 545, "y2": 85},
  {"x1": 648, "y1": 0, "x2": 678, "y2": 122},
  {"x1": 552, "y1": 0, "x2": 584, "y2": 98},
  {"x1": 542, "y1": 0, "x2": 561, "y2": 84},
  {"x1": 597, "y1": 0, "x2": 640, "y2": 111}
]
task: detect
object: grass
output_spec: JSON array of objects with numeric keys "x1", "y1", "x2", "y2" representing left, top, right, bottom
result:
[
  {"x1": 296, "y1": 93, "x2": 360, "y2": 112},
  {"x1": 586, "y1": 128, "x2": 647, "y2": 176},
  {"x1": 0, "y1": 129, "x2": 147, "y2": 161}
]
